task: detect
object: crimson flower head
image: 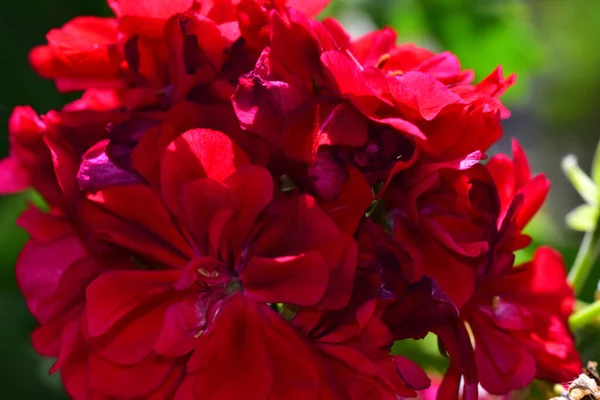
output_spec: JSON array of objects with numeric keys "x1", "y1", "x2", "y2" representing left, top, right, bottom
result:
[{"x1": 2, "y1": 0, "x2": 582, "y2": 399}]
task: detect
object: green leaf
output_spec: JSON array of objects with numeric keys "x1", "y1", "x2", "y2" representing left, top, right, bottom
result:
[
  {"x1": 562, "y1": 154, "x2": 599, "y2": 205},
  {"x1": 566, "y1": 204, "x2": 599, "y2": 232},
  {"x1": 592, "y1": 139, "x2": 600, "y2": 186},
  {"x1": 24, "y1": 189, "x2": 49, "y2": 212},
  {"x1": 391, "y1": 333, "x2": 448, "y2": 373}
]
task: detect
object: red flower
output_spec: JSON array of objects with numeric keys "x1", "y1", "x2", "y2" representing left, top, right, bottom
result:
[
  {"x1": 30, "y1": 0, "x2": 330, "y2": 104},
  {"x1": 232, "y1": 11, "x2": 379, "y2": 163},
  {"x1": 356, "y1": 220, "x2": 459, "y2": 341},
  {"x1": 385, "y1": 152, "x2": 499, "y2": 309},
  {"x1": 0, "y1": 107, "x2": 56, "y2": 200},
  {"x1": 3, "y1": 0, "x2": 583, "y2": 398},
  {"x1": 29, "y1": 17, "x2": 122, "y2": 92},
  {"x1": 233, "y1": 16, "x2": 514, "y2": 175},
  {"x1": 293, "y1": 301, "x2": 431, "y2": 399},
  {"x1": 437, "y1": 248, "x2": 581, "y2": 399},
  {"x1": 0, "y1": 91, "x2": 130, "y2": 206},
  {"x1": 74, "y1": 128, "x2": 416, "y2": 398},
  {"x1": 16, "y1": 206, "x2": 141, "y2": 399},
  {"x1": 487, "y1": 139, "x2": 551, "y2": 253},
  {"x1": 429, "y1": 143, "x2": 579, "y2": 399}
]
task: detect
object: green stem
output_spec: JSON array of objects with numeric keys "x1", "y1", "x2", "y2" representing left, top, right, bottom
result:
[
  {"x1": 570, "y1": 300, "x2": 600, "y2": 330},
  {"x1": 569, "y1": 230, "x2": 597, "y2": 294}
]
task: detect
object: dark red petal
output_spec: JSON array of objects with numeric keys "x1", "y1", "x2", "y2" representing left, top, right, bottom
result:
[
  {"x1": 250, "y1": 194, "x2": 344, "y2": 268},
  {"x1": 88, "y1": 353, "x2": 176, "y2": 398},
  {"x1": 180, "y1": 178, "x2": 239, "y2": 251},
  {"x1": 472, "y1": 321, "x2": 536, "y2": 395},
  {"x1": 223, "y1": 166, "x2": 274, "y2": 249},
  {"x1": 90, "y1": 300, "x2": 168, "y2": 365},
  {"x1": 319, "y1": 166, "x2": 372, "y2": 236},
  {"x1": 394, "y1": 356, "x2": 431, "y2": 390},
  {"x1": 318, "y1": 237, "x2": 357, "y2": 310},
  {"x1": 85, "y1": 185, "x2": 193, "y2": 266},
  {"x1": 187, "y1": 295, "x2": 327, "y2": 398},
  {"x1": 242, "y1": 251, "x2": 330, "y2": 306}
]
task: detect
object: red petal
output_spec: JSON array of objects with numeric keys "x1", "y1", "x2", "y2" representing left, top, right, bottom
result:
[
  {"x1": 88, "y1": 352, "x2": 176, "y2": 398},
  {"x1": 16, "y1": 229, "x2": 96, "y2": 323},
  {"x1": 160, "y1": 128, "x2": 249, "y2": 217},
  {"x1": 318, "y1": 237, "x2": 357, "y2": 310},
  {"x1": 85, "y1": 269, "x2": 178, "y2": 337},
  {"x1": 85, "y1": 185, "x2": 193, "y2": 266},
  {"x1": 180, "y1": 178, "x2": 239, "y2": 251},
  {"x1": 282, "y1": 100, "x2": 368, "y2": 162},
  {"x1": 394, "y1": 356, "x2": 431, "y2": 390},
  {"x1": 321, "y1": 167, "x2": 373, "y2": 236},
  {"x1": 109, "y1": 0, "x2": 194, "y2": 37},
  {"x1": 511, "y1": 139, "x2": 531, "y2": 188},
  {"x1": 223, "y1": 166, "x2": 274, "y2": 249},
  {"x1": 287, "y1": 0, "x2": 331, "y2": 18},
  {"x1": 109, "y1": 0, "x2": 193, "y2": 19},
  {"x1": 351, "y1": 27, "x2": 397, "y2": 67},
  {"x1": 321, "y1": 51, "x2": 374, "y2": 97},
  {"x1": 389, "y1": 71, "x2": 462, "y2": 120},
  {"x1": 515, "y1": 175, "x2": 550, "y2": 230},
  {"x1": 250, "y1": 194, "x2": 344, "y2": 269},
  {"x1": 187, "y1": 295, "x2": 327, "y2": 398},
  {"x1": 154, "y1": 300, "x2": 198, "y2": 357},
  {"x1": 269, "y1": 10, "x2": 322, "y2": 81},
  {"x1": 90, "y1": 300, "x2": 168, "y2": 365},
  {"x1": 241, "y1": 252, "x2": 330, "y2": 306},
  {"x1": 30, "y1": 17, "x2": 120, "y2": 83},
  {"x1": 472, "y1": 320, "x2": 536, "y2": 395}
]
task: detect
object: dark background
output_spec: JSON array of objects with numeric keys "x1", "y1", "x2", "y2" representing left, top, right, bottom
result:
[{"x1": 1, "y1": 0, "x2": 599, "y2": 397}]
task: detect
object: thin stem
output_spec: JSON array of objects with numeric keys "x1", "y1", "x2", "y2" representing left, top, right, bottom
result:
[
  {"x1": 570, "y1": 299, "x2": 600, "y2": 330},
  {"x1": 568, "y1": 209, "x2": 600, "y2": 295},
  {"x1": 569, "y1": 230, "x2": 596, "y2": 294}
]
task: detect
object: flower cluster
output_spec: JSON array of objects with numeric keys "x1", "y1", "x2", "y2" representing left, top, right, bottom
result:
[{"x1": 2, "y1": 0, "x2": 582, "y2": 399}]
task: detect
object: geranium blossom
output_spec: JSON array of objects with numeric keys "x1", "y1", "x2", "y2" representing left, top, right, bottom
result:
[{"x1": 2, "y1": 0, "x2": 581, "y2": 399}]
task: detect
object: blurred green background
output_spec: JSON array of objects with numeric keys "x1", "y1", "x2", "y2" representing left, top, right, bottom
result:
[{"x1": 1, "y1": 0, "x2": 599, "y2": 398}]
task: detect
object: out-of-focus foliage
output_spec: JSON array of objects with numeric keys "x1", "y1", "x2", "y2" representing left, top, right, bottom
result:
[{"x1": 0, "y1": 0, "x2": 599, "y2": 398}]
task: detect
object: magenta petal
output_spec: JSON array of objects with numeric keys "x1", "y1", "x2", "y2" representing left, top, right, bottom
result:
[
  {"x1": 0, "y1": 157, "x2": 30, "y2": 193},
  {"x1": 78, "y1": 140, "x2": 142, "y2": 192}
]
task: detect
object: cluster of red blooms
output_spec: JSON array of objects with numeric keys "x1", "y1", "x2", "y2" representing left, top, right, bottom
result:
[{"x1": 1, "y1": 0, "x2": 582, "y2": 399}]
